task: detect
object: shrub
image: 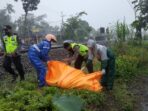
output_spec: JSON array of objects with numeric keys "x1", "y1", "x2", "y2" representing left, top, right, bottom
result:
[
  {"x1": 116, "y1": 55, "x2": 139, "y2": 79},
  {"x1": 113, "y1": 80, "x2": 134, "y2": 111},
  {"x1": 0, "y1": 81, "x2": 105, "y2": 111}
]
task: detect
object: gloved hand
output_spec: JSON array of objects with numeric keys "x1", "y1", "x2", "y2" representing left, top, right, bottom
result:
[{"x1": 101, "y1": 69, "x2": 106, "y2": 75}]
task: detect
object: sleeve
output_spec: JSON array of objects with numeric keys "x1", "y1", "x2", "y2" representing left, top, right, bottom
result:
[
  {"x1": 101, "y1": 60, "x2": 108, "y2": 69},
  {"x1": 16, "y1": 34, "x2": 21, "y2": 51},
  {"x1": 68, "y1": 45, "x2": 79, "y2": 61},
  {"x1": 0, "y1": 40, "x2": 4, "y2": 50},
  {"x1": 99, "y1": 46, "x2": 108, "y2": 69},
  {"x1": 1, "y1": 34, "x2": 5, "y2": 51},
  {"x1": 88, "y1": 49, "x2": 94, "y2": 60},
  {"x1": 16, "y1": 34, "x2": 20, "y2": 46},
  {"x1": 73, "y1": 45, "x2": 79, "y2": 57},
  {"x1": 41, "y1": 41, "x2": 51, "y2": 62},
  {"x1": 99, "y1": 46, "x2": 108, "y2": 61}
]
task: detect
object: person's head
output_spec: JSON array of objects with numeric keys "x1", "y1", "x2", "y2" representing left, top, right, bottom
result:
[
  {"x1": 45, "y1": 34, "x2": 57, "y2": 42},
  {"x1": 87, "y1": 39, "x2": 98, "y2": 57},
  {"x1": 63, "y1": 40, "x2": 73, "y2": 50},
  {"x1": 3, "y1": 25, "x2": 12, "y2": 35},
  {"x1": 87, "y1": 39, "x2": 96, "y2": 49}
]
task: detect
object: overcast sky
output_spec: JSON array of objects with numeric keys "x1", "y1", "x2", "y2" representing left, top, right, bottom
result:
[{"x1": 0, "y1": 0, "x2": 135, "y2": 29}]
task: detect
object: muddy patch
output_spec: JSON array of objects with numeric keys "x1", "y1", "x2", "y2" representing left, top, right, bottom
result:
[{"x1": 129, "y1": 75, "x2": 148, "y2": 111}]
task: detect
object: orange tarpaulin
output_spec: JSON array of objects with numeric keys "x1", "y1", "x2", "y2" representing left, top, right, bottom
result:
[{"x1": 45, "y1": 61, "x2": 103, "y2": 92}]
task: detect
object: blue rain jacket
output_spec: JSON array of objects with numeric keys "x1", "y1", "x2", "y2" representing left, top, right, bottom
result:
[{"x1": 28, "y1": 40, "x2": 51, "y2": 87}]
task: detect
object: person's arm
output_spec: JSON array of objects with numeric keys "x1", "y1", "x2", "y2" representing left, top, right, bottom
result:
[
  {"x1": 41, "y1": 41, "x2": 51, "y2": 62},
  {"x1": 1, "y1": 31, "x2": 6, "y2": 52},
  {"x1": 0, "y1": 40, "x2": 4, "y2": 56},
  {"x1": 16, "y1": 34, "x2": 21, "y2": 52},
  {"x1": 71, "y1": 45, "x2": 79, "y2": 59},
  {"x1": 88, "y1": 47, "x2": 95, "y2": 59},
  {"x1": 101, "y1": 60, "x2": 108, "y2": 69},
  {"x1": 99, "y1": 47, "x2": 108, "y2": 75},
  {"x1": 63, "y1": 45, "x2": 79, "y2": 62},
  {"x1": 0, "y1": 40, "x2": 3, "y2": 51},
  {"x1": 11, "y1": 34, "x2": 20, "y2": 57}
]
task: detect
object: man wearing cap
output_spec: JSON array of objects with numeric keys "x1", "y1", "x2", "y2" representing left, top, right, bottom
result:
[
  {"x1": 2, "y1": 25, "x2": 25, "y2": 82},
  {"x1": 28, "y1": 34, "x2": 57, "y2": 87},
  {"x1": 87, "y1": 38, "x2": 115, "y2": 90}
]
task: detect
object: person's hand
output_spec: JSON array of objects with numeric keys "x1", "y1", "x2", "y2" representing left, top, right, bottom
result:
[
  {"x1": 101, "y1": 69, "x2": 106, "y2": 75},
  {"x1": 81, "y1": 66, "x2": 86, "y2": 71},
  {"x1": 97, "y1": 54, "x2": 101, "y2": 61},
  {"x1": 11, "y1": 52, "x2": 17, "y2": 57}
]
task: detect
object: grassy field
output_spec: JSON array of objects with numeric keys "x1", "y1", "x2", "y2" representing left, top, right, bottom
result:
[{"x1": 0, "y1": 42, "x2": 148, "y2": 111}]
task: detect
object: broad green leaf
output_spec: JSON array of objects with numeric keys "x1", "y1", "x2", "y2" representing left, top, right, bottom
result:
[{"x1": 52, "y1": 95, "x2": 83, "y2": 111}]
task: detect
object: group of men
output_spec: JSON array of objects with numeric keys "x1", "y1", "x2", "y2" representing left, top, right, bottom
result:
[
  {"x1": 0, "y1": 25, "x2": 115, "y2": 91},
  {"x1": 63, "y1": 39, "x2": 115, "y2": 90}
]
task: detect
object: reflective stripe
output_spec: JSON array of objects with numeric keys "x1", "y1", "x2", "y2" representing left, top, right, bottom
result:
[
  {"x1": 43, "y1": 46, "x2": 50, "y2": 49},
  {"x1": 71, "y1": 43, "x2": 88, "y2": 56},
  {"x1": 33, "y1": 44, "x2": 40, "y2": 52}
]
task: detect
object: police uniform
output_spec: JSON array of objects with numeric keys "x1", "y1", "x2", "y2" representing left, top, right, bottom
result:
[
  {"x1": 69, "y1": 43, "x2": 93, "y2": 73},
  {"x1": 3, "y1": 34, "x2": 25, "y2": 81}
]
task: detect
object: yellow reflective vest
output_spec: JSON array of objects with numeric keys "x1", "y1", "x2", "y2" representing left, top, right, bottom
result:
[
  {"x1": 71, "y1": 43, "x2": 88, "y2": 56},
  {"x1": 3, "y1": 35, "x2": 18, "y2": 54}
]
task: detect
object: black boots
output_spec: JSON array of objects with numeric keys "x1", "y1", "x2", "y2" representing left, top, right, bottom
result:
[
  {"x1": 11, "y1": 74, "x2": 18, "y2": 83},
  {"x1": 11, "y1": 74, "x2": 25, "y2": 82}
]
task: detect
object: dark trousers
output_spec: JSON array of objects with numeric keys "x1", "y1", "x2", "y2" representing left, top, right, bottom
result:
[
  {"x1": 3, "y1": 55, "x2": 25, "y2": 80},
  {"x1": 101, "y1": 58, "x2": 115, "y2": 90},
  {"x1": 74, "y1": 55, "x2": 93, "y2": 73}
]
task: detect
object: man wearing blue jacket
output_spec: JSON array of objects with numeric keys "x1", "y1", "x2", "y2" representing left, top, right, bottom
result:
[{"x1": 28, "y1": 34, "x2": 57, "y2": 87}]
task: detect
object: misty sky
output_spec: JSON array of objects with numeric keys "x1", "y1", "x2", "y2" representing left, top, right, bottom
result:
[{"x1": 0, "y1": 0, "x2": 135, "y2": 29}]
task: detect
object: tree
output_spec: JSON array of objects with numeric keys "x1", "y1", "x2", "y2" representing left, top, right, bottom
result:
[
  {"x1": 15, "y1": 13, "x2": 60, "y2": 43},
  {"x1": 131, "y1": 0, "x2": 148, "y2": 44},
  {"x1": 14, "y1": 0, "x2": 40, "y2": 19},
  {"x1": 63, "y1": 11, "x2": 92, "y2": 41},
  {"x1": 0, "y1": 4, "x2": 15, "y2": 31},
  {"x1": 14, "y1": 0, "x2": 40, "y2": 37},
  {"x1": 116, "y1": 20, "x2": 129, "y2": 42},
  {"x1": 6, "y1": 4, "x2": 15, "y2": 14}
]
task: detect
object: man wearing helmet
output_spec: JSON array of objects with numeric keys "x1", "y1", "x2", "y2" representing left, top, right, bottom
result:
[
  {"x1": 28, "y1": 34, "x2": 57, "y2": 87},
  {"x1": 87, "y1": 38, "x2": 115, "y2": 90},
  {"x1": 63, "y1": 40, "x2": 93, "y2": 73}
]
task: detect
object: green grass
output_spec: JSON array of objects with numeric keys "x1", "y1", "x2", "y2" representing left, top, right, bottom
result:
[
  {"x1": 0, "y1": 72, "x2": 106, "y2": 111},
  {"x1": 113, "y1": 79, "x2": 134, "y2": 111},
  {"x1": 0, "y1": 42, "x2": 148, "y2": 111}
]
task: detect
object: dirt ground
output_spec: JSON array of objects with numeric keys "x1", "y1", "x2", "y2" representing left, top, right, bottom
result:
[
  {"x1": 98, "y1": 75, "x2": 148, "y2": 111},
  {"x1": 129, "y1": 75, "x2": 148, "y2": 111}
]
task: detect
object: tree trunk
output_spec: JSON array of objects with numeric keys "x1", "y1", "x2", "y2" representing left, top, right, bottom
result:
[{"x1": 136, "y1": 27, "x2": 142, "y2": 45}]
